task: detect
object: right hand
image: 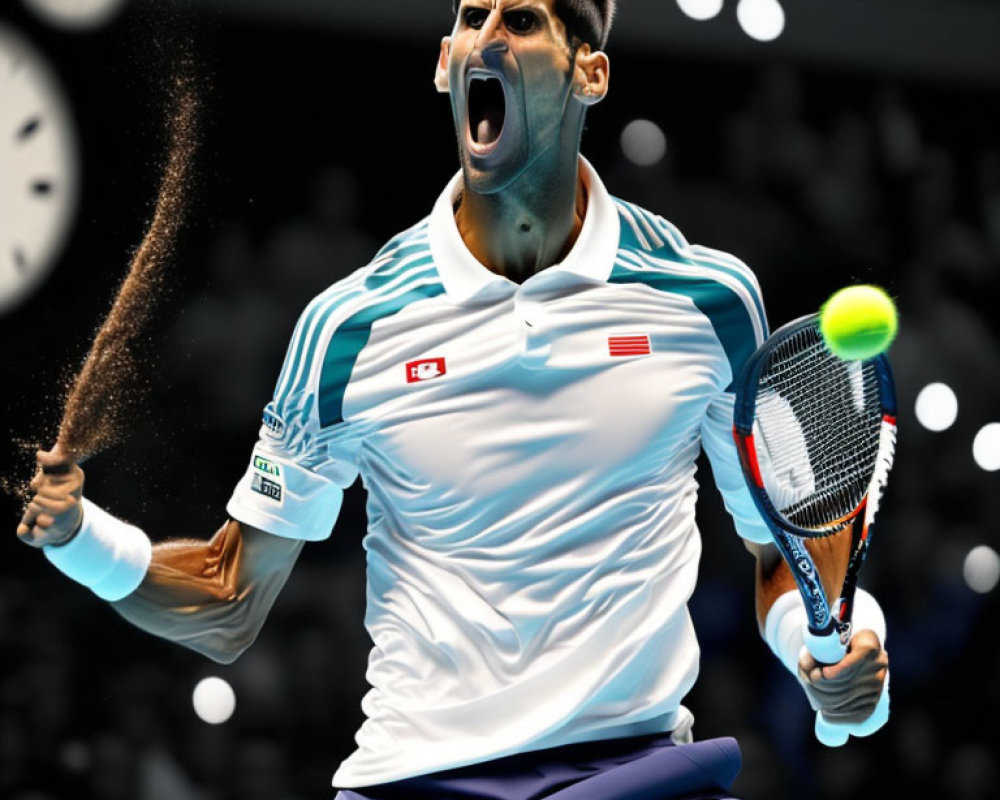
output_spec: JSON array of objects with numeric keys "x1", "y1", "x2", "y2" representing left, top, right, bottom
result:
[
  {"x1": 16, "y1": 447, "x2": 85, "y2": 548},
  {"x1": 798, "y1": 628, "x2": 890, "y2": 745}
]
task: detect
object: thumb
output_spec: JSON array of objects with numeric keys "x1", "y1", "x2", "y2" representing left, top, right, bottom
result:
[
  {"x1": 37, "y1": 446, "x2": 74, "y2": 474},
  {"x1": 798, "y1": 646, "x2": 824, "y2": 684}
]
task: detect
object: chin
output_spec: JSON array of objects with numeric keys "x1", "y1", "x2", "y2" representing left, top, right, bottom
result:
[{"x1": 459, "y1": 144, "x2": 531, "y2": 196}]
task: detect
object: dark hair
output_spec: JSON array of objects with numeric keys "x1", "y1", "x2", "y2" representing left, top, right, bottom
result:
[
  {"x1": 451, "y1": 1, "x2": 616, "y2": 50},
  {"x1": 555, "y1": 0, "x2": 615, "y2": 50}
]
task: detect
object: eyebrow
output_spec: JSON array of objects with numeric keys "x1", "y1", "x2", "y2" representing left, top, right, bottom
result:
[{"x1": 459, "y1": 0, "x2": 550, "y2": 11}]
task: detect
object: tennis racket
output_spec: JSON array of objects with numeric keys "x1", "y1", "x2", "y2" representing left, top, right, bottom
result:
[{"x1": 732, "y1": 313, "x2": 896, "y2": 745}]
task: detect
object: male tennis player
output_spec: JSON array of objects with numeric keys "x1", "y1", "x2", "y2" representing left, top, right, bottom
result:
[{"x1": 18, "y1": 2, "x2": 890, "y2": 798}]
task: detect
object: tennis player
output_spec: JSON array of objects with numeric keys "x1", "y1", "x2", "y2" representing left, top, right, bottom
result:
[{"x1": 18, "y1": 1, "x2": 890, "y2": 798}]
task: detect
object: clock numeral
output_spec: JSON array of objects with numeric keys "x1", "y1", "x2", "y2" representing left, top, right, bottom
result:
[
  {"x1": 17, "y1": 116, "x2": 41, "y2": 142},
  {"x1": 31, "y1": 180, "x2": 54, "y2": 196},
  {"x1": 13, "y1": 247, "x2": 28, "y2": 274}
]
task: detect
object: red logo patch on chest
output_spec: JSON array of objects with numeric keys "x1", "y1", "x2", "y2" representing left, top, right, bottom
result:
[
  {"x1": 608, "y1": 335, "x2": 651, "y2": 357},
  {"x1": 406, "y1": 357, "x2": 447, "y2": 383}
]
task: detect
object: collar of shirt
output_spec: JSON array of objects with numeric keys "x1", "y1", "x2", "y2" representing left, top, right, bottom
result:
[{"x1": 428, "y1": 156, "x2": 621, "y2": 304}]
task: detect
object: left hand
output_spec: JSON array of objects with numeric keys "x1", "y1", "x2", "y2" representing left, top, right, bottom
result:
[
  {"x1": 798, "y1": 628, "x2": 889, "y2": 729},
  {"x1": 16, "y1": 447, "x2": 84, "y2": 548}
]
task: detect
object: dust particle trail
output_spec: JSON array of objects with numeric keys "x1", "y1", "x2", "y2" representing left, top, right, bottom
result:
[{"x1": 57, "y1": 58, "x2": 200, "y2": 464}]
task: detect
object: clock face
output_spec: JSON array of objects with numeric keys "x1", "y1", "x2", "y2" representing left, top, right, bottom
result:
[
  {"x1": 21, "y1": 0, "x2": 128, "y2": 31},
  {"x1": 0, "y1": 23, "x2": 80, "y2": 315}
]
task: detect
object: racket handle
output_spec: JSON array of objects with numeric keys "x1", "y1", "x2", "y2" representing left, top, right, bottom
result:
[
  {"x1": 804, "y1": 626, "x2": 848, "y2": 665},
  {"x1": 814, "y1": 677, "x2": 891, "y2": 747}
]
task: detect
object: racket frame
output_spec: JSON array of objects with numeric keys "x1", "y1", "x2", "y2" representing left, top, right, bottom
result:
[{"x1": 732, "y1": 313, "x2": 897, "y2": 655}]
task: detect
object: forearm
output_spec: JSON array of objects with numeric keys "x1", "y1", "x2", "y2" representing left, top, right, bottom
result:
[
  {"x1": 19, "y1": 451, "x2": 307, "y2": 664},
  {"x1": 753, "y1": 523, "x2": 852, "y2": 633},
  {"x1": 753, "y1": 522, "x2": 890, "y2": 740},
  {"x1": 112, "y1": 520, "x2": 302, "y2": 663}
]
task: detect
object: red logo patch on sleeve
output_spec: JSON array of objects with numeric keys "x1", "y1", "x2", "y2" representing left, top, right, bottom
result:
[
  {"x1": 608, "y1": 335, "x2": 651, "y2": 357},
  {"x1": 406, "y1": 357, "x2": 447, "y2": 383}
]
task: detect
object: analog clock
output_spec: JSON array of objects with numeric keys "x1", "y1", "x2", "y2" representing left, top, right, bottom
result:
[
  {"x1": 21, "y1": 0, "x2": 128, "y2": 31},
  {"x1": 0, "y1": 22, "x2": 80, "y2": 315}
]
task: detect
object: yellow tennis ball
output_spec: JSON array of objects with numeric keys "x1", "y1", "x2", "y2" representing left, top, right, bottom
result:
[{"x1": 819, "y1": 285, "x2": 898, "y2": 361}]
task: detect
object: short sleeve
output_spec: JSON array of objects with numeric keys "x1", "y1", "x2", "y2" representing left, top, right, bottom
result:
[
  {"x1": 227, "y1": 292, "x2": 363, "y2": 541},
  {"x1": 697, "y1": 258, "x2": 771, "y2": 545},
  {"x1": 701, "y1": 391, "x2": 772, "y2": 545}
]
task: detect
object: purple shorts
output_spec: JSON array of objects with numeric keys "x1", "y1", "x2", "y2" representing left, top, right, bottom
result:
[{"x1": 334, "y1": 733, "x2": 742, "y2": 800}]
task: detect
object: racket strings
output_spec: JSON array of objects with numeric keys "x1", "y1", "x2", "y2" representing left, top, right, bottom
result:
[{"x1": 754, "y1": 326, "x2": 883, "y2": 534}]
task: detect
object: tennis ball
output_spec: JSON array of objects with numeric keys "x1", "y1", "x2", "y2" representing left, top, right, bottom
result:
[{"x1": 819, "y1": 285, "x2": 898, "y2": 361}]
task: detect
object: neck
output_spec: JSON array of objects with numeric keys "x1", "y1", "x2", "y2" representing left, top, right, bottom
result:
[{"x1": 455, "y1": 150, "x2": 588, "y2": 284}]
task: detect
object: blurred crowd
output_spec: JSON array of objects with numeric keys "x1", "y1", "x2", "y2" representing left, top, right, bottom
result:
[{"x1": 3, "y1": 62, "x2": 998, "y2": 800}]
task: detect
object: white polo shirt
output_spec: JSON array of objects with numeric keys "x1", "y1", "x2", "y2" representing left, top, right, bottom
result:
[{"x1": 227, "y1": 158, "x2": 770, "y2": 789}]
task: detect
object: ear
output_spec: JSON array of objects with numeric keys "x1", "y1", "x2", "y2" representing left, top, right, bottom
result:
[
  {"x1": 572, "y1": 45, "x2": 610, "y2": 106},
  {"x1": 435, "y1": 37, "x2": 452, "y2": 93}
]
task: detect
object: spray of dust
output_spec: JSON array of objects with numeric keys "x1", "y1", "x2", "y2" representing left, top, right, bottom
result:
[
  {"x1": 4, "y1": 54, "x2": 201, "y2": 505},
  {"x1": 58, "y1": 67, "x2": 199, "y2": 463}
]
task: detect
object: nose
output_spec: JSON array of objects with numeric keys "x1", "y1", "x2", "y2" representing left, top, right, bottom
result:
[
  {"x1": 475, "y1": 10, "x2": 509, "y2": 66},
  {"x1": 481, "y1": 39, "x2": 509, "y2": 69}
]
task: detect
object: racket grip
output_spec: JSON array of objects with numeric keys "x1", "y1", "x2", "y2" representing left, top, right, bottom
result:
[
  {"x1": 804, "y1": 626, "x2": 847, "y2": 665},
  {"x1": 813, "y1": 678, "x2": 891, "y2": 747}
]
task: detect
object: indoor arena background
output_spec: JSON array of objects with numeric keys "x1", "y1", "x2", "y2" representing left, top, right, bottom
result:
[{"x1": 1, "y1": 1, "x2": 998, "y2": 799}]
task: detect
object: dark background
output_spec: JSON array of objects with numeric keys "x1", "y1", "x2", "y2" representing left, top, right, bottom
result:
[{"x1": 1, "y1": 1, "x2": 998, "y2": 799}]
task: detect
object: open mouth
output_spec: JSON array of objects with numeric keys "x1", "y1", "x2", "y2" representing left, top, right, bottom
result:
[{"x1": 467, "y1": 73, "x2": 506, "y2": 150}]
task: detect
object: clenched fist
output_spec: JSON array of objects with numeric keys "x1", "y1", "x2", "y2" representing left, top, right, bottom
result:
[
  {"x1": 799, "y1": 628, "x2": 889, "y2": 726},
  {"x1": 16, "y1": 447, "x2": 85, "y2": 548}
]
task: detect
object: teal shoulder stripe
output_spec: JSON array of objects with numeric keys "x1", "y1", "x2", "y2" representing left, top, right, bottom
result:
[
  {"x1": 365, "y1": 252, "x2": 434, "y2": 292},
  {"x1": 613, "y1": 202, "x2": 649, "y2": 252},
  {"x1": 609, "y1": 260, "x2": 756, "y2": 387},
  {"x1": 370, "y1": 239, "x2": 430, "y2": 269},
  {"x1": 633, "y1": 206, "x2": 670, "y2": 249},
  {"x1": 319, "y1": 278, "x2": 445, "y2": 427},
  {"x1": 678, "y1": 248, "x2": 767, "y2": 338},
  {"x1": 272, "y1": 306, "x2": 309, "y2": 400},
  {"x1": 276, "y1": 254, "x2": 439, "y2": 421},
  {"x1": 372, "y1": 221, "x2": 430, "y2": 260},
  {"x1": 615, "y1": 203, "x2": 767, "y2": 337},
  {"x1": 274, "y1": 280, "x2": 364, "y2": 416},
  {"x1": 646, "y1": 216, "x2": 767, "y2": 333}
]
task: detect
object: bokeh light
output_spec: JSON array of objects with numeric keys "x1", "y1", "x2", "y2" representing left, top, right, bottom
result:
[
  {"x1": 620, "y1": 119, "x2": 667, "y2": 167},
  {"x1": 676, "y1": 0, "x2": 725, "y2": 22},
  {"x1": 192, "y1": 676, "x2": 236, "y2": 724},
  {"x1": 972, "y1": 423, "x2": 1000, "y2": 472},
  {"x1": 736, "y1": 0, "x2": 785, "y2": 42},
  {"x1": 963, "y1": 546, "x2": 1000, "y2": 593},
  {"x1": 914, "y1": 382, "x2": 958, "y2": 432}
]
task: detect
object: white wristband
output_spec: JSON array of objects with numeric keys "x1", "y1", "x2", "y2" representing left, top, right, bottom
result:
[
  {"x1": 43, "y1": 498, "x2": 152, "y2": 602},
  {"x1": 764, "y1": 588, "x2": 887, "y2": 673},
  {"x1": 849, "y1": 588, "x2": 888, "y2": 648},
  {"x1": 764, "y1": 590, "x2": 812, "y2": 673},
  {"x1": 765, "y1": 589, "x2": 890, "y2": 746}
]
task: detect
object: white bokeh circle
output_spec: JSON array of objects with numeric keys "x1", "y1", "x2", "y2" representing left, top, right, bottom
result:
[
  {"x1": 972, "y1": 423, "x2": 1000, "y2": 472},
  {"x1": 676, "y1": 0, "x2": 725, "y2": 22},
  {"x1": 192, "y1": 677, "x2": 236, "y2": 725},
  {"x1": 963, "y1": 546, "x2": 1000, "y2": 594},
  {"x1": 620, "y1": 119, "x2": 668, "y2": 167},
  {"x1": 736, "y1": 0, "x2": 786, "y2": 42},
  {"x1": 914, "y1": 382, "x2": 958, "y2": 432}
]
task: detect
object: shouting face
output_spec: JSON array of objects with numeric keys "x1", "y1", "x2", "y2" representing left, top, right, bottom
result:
[{"x1": 438, "y1": 0, "x2": 603, "y2": 195}]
